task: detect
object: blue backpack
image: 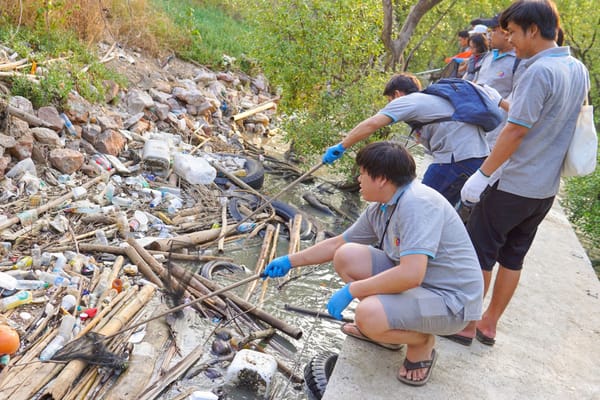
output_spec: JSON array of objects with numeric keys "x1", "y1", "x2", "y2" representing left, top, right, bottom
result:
[{"x1": 407, "y1": 78, "x2": 504, "y2": 132}]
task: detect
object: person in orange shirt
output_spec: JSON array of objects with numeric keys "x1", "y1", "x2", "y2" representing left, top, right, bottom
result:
[{"x1": 444, "y1": 30, "x2": 472, "y2": 64}]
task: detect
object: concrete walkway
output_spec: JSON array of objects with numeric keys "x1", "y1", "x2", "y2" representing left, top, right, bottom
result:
[{"x1": 322, "y1": 201, "x2": 600, "y2": 399}]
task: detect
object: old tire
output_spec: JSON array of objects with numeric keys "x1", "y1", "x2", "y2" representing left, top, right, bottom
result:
[
  {"x1": 213, "y1": 154, "x2": 265, "y2": 190},
  {"x1": 304, "y1": 352, "x2": 338, "y2": 400}
]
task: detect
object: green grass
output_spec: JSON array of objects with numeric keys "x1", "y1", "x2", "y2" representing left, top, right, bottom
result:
[{"x1": 150, "y1": 0, "x2": 255, "y2": 69}]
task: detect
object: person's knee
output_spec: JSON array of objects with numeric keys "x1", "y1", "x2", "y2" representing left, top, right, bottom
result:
[
  {"x1": 355, "y1": 296, "x2": 386, "y2": 335},
  {"x1": 332, "y1": 243, "x2": 370, "y2": 278}
]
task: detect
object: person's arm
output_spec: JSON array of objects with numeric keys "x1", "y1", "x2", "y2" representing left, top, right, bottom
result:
[
  {"x1": 347, "y1": 254, "x2": 427, "y2": 299},
  {"x1": 479, "y1": 121, "x2": 529, "y2": 176},
  {"x1": 288, "y1": 234, "x2": 346, "y2": 269},
  {"x1": 340, "y1": 114, "x2": 392, "y2": 150}
]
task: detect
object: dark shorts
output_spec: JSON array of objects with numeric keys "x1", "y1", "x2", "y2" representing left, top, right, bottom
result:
[{"x1": 467, "y1": 183, "x2": 554, "y2": 271}]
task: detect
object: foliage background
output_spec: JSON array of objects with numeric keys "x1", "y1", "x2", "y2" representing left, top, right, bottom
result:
[{"x1": 0, "y1": 0, "x2": 598, "y2": 264}]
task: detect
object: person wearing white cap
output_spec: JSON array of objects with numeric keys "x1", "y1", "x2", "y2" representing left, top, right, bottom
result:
[{"x1": 469, "y1": 24, "x2": 489, "y2": 36}]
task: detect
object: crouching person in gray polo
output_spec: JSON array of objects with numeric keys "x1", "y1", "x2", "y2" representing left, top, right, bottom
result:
[{"x1": 263, "y1": 141, "x2": 483, "y2": 386}]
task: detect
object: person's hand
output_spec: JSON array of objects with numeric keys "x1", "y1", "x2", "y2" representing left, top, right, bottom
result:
[
  {"x1": 262, "y1": 255, "x2": 292, "y2": 279},
  {"x1": 478, "y1": 84, "x2": 502, "y2": 106},
  {"x1": 322, "y1": 143, "x2": 346, "y2": 164},
  {"x1": 327, "y1": 284, "x2": 354, "y2": 320},
  {"x1": 461, "y1": 169, "x2": 490, "y2": 204}
]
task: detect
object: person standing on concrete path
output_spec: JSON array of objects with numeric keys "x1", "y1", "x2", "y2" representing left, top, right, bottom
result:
[
  {"x1": 321, "y1": 73, "x2": 490, "y2": 207},
  {"x1": 263, "y1": 141, "x2": 484, "y2": 386},
  {"x1": 452, "y1": 0, "x2": 590, "y2": 347},
  {"x1": 471, "y1": 13, "x2": 522, "y2": 147}
]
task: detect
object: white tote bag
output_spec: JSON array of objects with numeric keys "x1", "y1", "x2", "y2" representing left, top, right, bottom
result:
[{"x1": 561, "y1": 99, "x2": 597, "y2": 177}]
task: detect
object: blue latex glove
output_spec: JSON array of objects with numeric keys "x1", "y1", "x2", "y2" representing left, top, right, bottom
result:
[
  {"x1": 322, "y1": 143, "x2": 346, "y2": 164},
  {"x1": 327, "y1": 284, "x2": 354, "y2": 320},
  {"x1": 262, "y1": 255, "x2": 292, "y2": 279}
]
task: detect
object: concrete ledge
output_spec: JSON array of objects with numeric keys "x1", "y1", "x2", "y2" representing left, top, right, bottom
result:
[{"x1": 323, "y1": 202, "x2": 600, "y2": 399}]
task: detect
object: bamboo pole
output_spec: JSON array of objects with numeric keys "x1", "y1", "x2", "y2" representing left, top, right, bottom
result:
[
  {"x1": 123, "y1": 245, "x2": 164, "y2": 287},
  {"x1": 107, "y1": 255, "x2": 125, "y2": 286},
  {"x1": 147, "y1": 226, "x2": 236, "y2": 252},
  {"x1": 44, "y1": 284, "x2": 156, "y2": 400},
  {"x1": 193, "y1": 274, "x2": 302, "y2": 339},
  {"x1": 232, "y1": 101, "x2": 276, "y2": 122},
  {"x1": 217, "y1": 197, "x2": 228, "y2": 253},
  {"x1": 244, "y1": 224, "x2": 275, "y2": 301}
]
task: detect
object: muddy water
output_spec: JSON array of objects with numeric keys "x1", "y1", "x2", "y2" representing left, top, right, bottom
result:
[{"x1": 172, "y1": 149, "x2": 428, "y2": 400}]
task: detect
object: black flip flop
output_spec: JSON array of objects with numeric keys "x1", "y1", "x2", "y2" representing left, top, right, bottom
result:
[
  {"x1": 476, "y1": 329, "x2": 496, "y2": 346},
  {"x1": 441, "y1": 333, "x2": 473, "y2": 346},
  {"x1": 397, "y1": 349, "x2": 438, "y2": 386}
]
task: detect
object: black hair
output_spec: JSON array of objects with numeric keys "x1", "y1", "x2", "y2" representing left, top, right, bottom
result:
[
  {"x1": 458, "y1": 30, "x2": 470, "y2": 39},
  {"x1": 469, "y1": 33, "x2": 489, "y2": 55},
  {"x1": 382, "y1": 73, "x2": 422, "y2": 97},
  {"x1": 355, "y1": 141, "x2": 416, "y2": 187},
  {"x1": 556, "y1": 26, "x2": 564, "y2": 46},
  {"x1": 499, "y1": 0, "x2": 560, "y2": 41}
]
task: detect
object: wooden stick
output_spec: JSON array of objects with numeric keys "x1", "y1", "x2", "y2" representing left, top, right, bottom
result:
[
  {"x1": 217, "y1": 198, "x2": 228, "y2": 253},
  {"x1": 244, "y1": 224, "x2": 275, "y2": 301},
  {"x1": 259, "y1": 224, "x2": 280, "y2": 307},
  {"x1": 232, "y1": 101, "x2": 276, "y2": 122},
  {"x1": 124, "y1": 245, "x2": 164, "y2": 288},
  {"x1": 194, "y1": 274, "x2": 303, "y2": 339},
  {"x1": 108, "y1": 256, "x2": 125, "y2": 286}
]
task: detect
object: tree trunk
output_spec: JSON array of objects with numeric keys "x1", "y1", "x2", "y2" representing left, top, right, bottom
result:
[{"x1": 381, "y1": 0, "x2": 444, "y2": 71}]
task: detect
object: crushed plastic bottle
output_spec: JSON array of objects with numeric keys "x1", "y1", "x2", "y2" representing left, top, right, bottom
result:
[
  {"x1": 60, "y1": 113, "x2": 78, "y2": 136},
  {"x1": 39, "y1": 315, "x2": 76, "y2": 361},
  {"x1": 12, "y1": 256, "x2": 32, "y2": 270},
  {"x1": 14, "y1": 279, "x2": 48, "y2": 290},
  {"x1": 95, "y1": 230, "x2": 109, "y2": 246},
  {"x1": 0, "y1": 291, "x2": 33, "y2": 311}
]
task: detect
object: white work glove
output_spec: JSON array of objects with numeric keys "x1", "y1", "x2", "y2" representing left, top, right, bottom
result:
[
  {"x1": 478, "y1": 84, "x2": 502, "y2": 107},
  {"x1": 461, "y1": 169, "x2": 490, "y2": 204}
]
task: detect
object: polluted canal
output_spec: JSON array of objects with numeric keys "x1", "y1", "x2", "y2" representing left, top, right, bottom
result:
[{"x1": 0, "y1": 41, "x2": 428, "y2": 399}]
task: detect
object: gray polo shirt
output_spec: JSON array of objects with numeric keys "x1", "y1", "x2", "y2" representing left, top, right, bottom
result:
[
  {"x1": 342, "y1": 181, "x2": 483, "y2": 321},
  {"x1": 492, "y1": 46, "x2": 590, "y2": 198},
  {"x1": 474, "y1": 49, "x2": 518, "y2": 97},
  {"x1": 379, "y1": 92, "x2": 489, "y2": 163}
]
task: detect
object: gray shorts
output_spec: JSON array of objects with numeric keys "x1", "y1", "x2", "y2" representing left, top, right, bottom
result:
[{"x1": 370, "y1": 247, "x2": 468, "y2": 336}]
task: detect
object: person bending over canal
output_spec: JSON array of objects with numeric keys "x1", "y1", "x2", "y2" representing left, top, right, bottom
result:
[
  {"x1": 320, "y1": 73, "x2": 491, "y2": 207},
  {"x1": 263, "y1": 141, "x2": 483, "y2": 386}
]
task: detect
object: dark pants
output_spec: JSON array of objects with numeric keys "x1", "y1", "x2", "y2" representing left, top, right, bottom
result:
[{"x1": 422, "y1": 157, "x2": 485, "y2": 207}]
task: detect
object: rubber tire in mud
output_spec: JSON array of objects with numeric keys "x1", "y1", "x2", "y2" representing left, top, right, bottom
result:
[
  {"x1": 213, "y1": 154, "x2": 265, "y2": 190},
  {"x1": 304, "y1": 351, "x2": 338, "y2": 400}
]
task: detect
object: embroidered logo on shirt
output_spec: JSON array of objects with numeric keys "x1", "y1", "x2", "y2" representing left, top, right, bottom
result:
[
  {"x1": 395, "y1": 237, "x2": 400, "y2": 247},
  {"x1": 496, "y1": 71, "x2": 505, "y2": 77}
]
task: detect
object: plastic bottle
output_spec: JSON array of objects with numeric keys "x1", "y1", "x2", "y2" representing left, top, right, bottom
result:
[
  {"x1": 95, "y1": 230, "x2": 109, "y2": 246},
  {"x1": 112, "y1": 196, "x2": 133, "y2": 208},
  {"x1": 60, "y1": 294, "x2": 77, "y2": 312},
  {"x1": 129, "y1": 210, "x2": 148, "y2": 232},
  {"x1": 36, "y1": 271, "x2": 69, "y2": 287},
  {"x1": 0, "y1": 291, "x2": 33, "y2": 311},
  {"x1": 12, "y1": 256, "x2": 32, "y2": 270},
  {"x1": 111, "y1": 278, "x2": 123, "y2": 294},
  {"x1": 31, "y1": 245, "x2": 42, "y2": 269},
  {"x1": 52, "y1": 254, "x2": 67, "y2": 273},
  {"x1": 14, "y1": 280, "x2": 48, "y2": 290},
  {"x1": 149, "y1": 194, "x2": 162, "y2": 208},
  {"x1": 60, "y1": 113, "x2": 78, "y2": 136},
  {"x1": 115, "y1": 212, "x2": 130, "y2": 238},
  {"x1": 71, "y1": 186, "x2": 87, "y2": 200},
  {"x1": 0, "y1": 272, "x2": 17, "y2": 291},
  {"x1": 39, "y1": 314, "x2": 76, "y2": 361}
]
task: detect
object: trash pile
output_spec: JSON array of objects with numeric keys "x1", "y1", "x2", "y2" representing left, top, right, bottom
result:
[{"x1": 0, "y1": 42, "x2": 324, "y2": 399}]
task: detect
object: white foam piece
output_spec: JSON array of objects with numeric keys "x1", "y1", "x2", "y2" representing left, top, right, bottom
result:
[{"x1": 225, "y1": 349, "x2": 277, "y2": 395}]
